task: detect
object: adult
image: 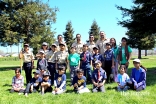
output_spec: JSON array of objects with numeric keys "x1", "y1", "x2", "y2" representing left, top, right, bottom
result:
[
  {"x1": 86, "y1": 34, "x2": 96, "y2": 55},
  {"x1": 19, "y1": 43, "x2": 34, "y2": 84},
  {"x1": 54, "y1": 34, "x2": 68, "y2": 51},
  {"x1": 96, "y1": 31, "x2": 110, "y2": 54},
  {"x1": 72, "y1": 34, "x2": 84, "y2": 54},
  {"x1": 110, "y1": 38, "x2": 118, "y2": 82},
  {"x1": 117, "y1": 37, "x2": 132, "y2": 73},
  {"x1": 36, "y1": 42, "x2": 49, "y2": 57}
]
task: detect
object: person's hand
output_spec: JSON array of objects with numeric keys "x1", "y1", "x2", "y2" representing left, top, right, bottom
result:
[
  {"x1": 73, "y1": 83, "x2": 78, "y2": 87},
  {"x1": 126, "y1": 62, "x2": 129, "y2": 66},
  {"x1": 98, "y1": 83, "x2": 104, "y2": 87},
  {"x1": 30, "y1": 87, "x2": 33, "y2": 92},
  {"x1": 78, "y1": 87, "x2": 81, "y2": 91},
  {"x1": 111, "y1": 65, "x2": 115, "y2": 69},
  {"x1": 93, "y1": 82, "x2": 98, "y2": 86}
]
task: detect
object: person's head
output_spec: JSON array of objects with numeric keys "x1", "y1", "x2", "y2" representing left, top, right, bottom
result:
[
  {"x1": 59, "y1": 43, "x2": 65, "y2": 51},
  {"x1": 121, "y1": 37, "x2": 128, "y2": 46},
  {"x1": 43, "y1": 72, "x2": 50, "y2": 81},
  {"x1": 58, "y1": 65, "x2": 65, "y2": 75},
  {"x1": 57, "y1": 34, "x2": 63, "y2": 42},
  {"x1": 106, "y1": 42, "x2": 112, "y2": 49},
  {"x1": 15, "y1": 68, "x2": 21, "y2": 77},
  {"x1": 95, "y1": 60, "x2": 102, "y2": 69},
  {"x1": 70, "y1": 46, "x2": 76, "y2": 53},
  {"x1": 93, "y1": 46, "x2": 99, "y2": 54},
  {"x1": 23, "y1": 43, "x2": 29, "y2": 51},
  {"x1": 39, "y1": 50, "x2": 45, "y2": 58},
  {"x1": 51, "y1": 44, "x2": 57, "y2": 52},
  {"x1": 42, "y1": 42, "x2": 48, "y2": 50},
  {"x1": 89, "y1": 34, "x2": 94, "y2": 42},
  {"x1": 99, "y1": 31, "x2": 106, "y2": 40},
  {"x1": 76, "y1": 34, "x2": 81, "y2": 42},
  {"x1": 133, "y1": 59, "x2": 141, "y2": 69},
  {"x1": 110, "y1": 38, "x2": 116, "y2": 47},
  {"x1": 83, "y1": 44, "x2": 88, "y2": 51},
  {"x1": 76, "y1": 69, "x2": 84, "y2": 79},
  {"x1": 33, "y1": 70, "x2": 40, "y2": 79},
  {"x1": 119, "y1": 65, "x2": 126, "y2": 74}
]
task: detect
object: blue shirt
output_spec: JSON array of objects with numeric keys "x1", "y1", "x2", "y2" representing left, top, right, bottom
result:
[
  {"x1": 54, "y1": 73, "x2": 66, "y2": 90},
  {"x1": 80, "y1": 51, "x2": 93, "y2": 67},
  {"x1": 92, "y1": 68, "x2": 107, "y2": 83},
  {"x1": 30, "y1": 77, "x2": 42, "y2": 87},
  {"x1": 104, "y1": 49, "x2": 114, "y2": 61},
  {"x1": 37, "y1": 58, "x2": 48, "y2": 70},
  {"x1": 42, "y1": 79, "x2": 51, "y2": 86},
  {"x1": 92, "y1": 53, "x2": 103, "y2": 66},
  {"x1": 72, "y1": 76, "x2": 86, "y2": 87}
]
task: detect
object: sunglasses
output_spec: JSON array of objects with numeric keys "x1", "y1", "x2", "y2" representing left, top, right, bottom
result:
[{"x1": 89, "y1": 37, "x2": 94, "y2": 38}]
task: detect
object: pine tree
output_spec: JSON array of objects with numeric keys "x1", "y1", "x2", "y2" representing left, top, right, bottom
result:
[
  {"x1": 63, "y1": 21, "x2": 74, "y2": 53},
  {"x1": 88, "y1": 20, "x2": 100, "y2": 42}
]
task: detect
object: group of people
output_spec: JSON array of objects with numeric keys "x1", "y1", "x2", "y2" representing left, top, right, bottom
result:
[{"x1": 10, "y1": 31, "x2": 147, "y2": 96}]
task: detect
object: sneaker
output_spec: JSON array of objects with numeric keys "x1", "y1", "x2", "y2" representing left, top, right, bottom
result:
[
  {"x1": 25, "y1": 93, "x2": 28, "y2": 97},
  {"x1": 18, "y1": 93, "x2": 22, "y2": 95}
]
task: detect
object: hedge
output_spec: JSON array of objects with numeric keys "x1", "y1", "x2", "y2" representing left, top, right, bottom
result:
[{"x1": 0, "y1": 57, "x2": 20, "y2": 61}]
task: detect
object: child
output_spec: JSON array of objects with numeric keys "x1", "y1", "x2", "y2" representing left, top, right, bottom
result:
[
  {"x1": 68, "y1": 46, "x2": 80, "y2": 84},
  {"x1": 104, "y1": 42, "x2": 114, "y2": 83},
  {"x1": 71, "y1": 69, "x2": 90, "y2": 94},
  {"x1": 92, "y1": 46, "x2": 103, "y2": 70},
  {"x1": 37, "y1": 50, "x2": 48, "y2": 71},
  {"x1": 24, "y1": 70, "x2": 42, "y2": 97},
  {"x1": 128, "y1": 59, "x2": 146, "y2": 91},
  {"x1": 92, "y1": 60, "x2": 107, "y2": 93},
  {"x1": 10, "y1": 68, "x2": 25, "y2": 95},
  {"x1": 39, "y1": 65, "x2": 48, "y2": 78},
  {"x1": 117, "y1": 65, "x2": 131, "y2": 91},
  {"x1": 52, "y1": 65, "x2": 66, "y2": 95},
  {"x1": 41, "y1": 71, "x2": 52, "y2": 95},
  {"x1": 80, "y1": 44, "x2": 93, "y2": 83}
]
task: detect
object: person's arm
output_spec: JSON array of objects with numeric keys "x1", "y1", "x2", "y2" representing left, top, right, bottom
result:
[
  {"x1": 59, "y1": 75, "x2": 66, "y2": 89},
  {"x1": 12, "y1": 77, "x2": 15, "y2": 88},
  {"x1": 47, "y1": 80, "x2": 51, "y2": 87},
  {"x1": 21, "y1": 76, "x2": 24, "y2": 88},
  {"x1": 137, "y1": 71, "x2": 146, "y2": 88}
]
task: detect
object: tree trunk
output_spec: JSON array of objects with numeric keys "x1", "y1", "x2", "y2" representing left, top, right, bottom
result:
[
  {"x1": 145, "y1": 50, "x2": 147, "y2": 56},
  {"x1": 138, "y1": 49, "x2": 142, "y2": 59},
  {"x1": 10, "y1": 45, "x2": 12, "y2": 54}
]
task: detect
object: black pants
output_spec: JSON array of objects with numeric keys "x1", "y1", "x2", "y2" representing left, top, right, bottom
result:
[
  {"x1": 24, "y1": 83, "x2": 39, "y2": 94},
  {"x1": 23, "y1": 62, "x2": 32, "y2": 84},
  {"x1": 48, "y1": 62, "x2": 56, "y2": 85},
  {"x1": 104, "y1": 60, "x2": 113, "y2": 83}
]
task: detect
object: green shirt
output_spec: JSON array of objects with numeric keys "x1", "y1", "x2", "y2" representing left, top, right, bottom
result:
[
  {"x1": 68, "y1": 53, "x2": 80, "y2": 66},
  {"x1": 117, "y1": 46, "x2": 132, "y2": 64},
  {"x1": 112, "y1": 46, "x2": 118, "y2": 61}
]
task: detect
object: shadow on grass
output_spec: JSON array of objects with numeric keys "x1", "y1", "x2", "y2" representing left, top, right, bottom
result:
[
  {"x1": 131, "y1": 58, "x2": 149, "y2": 60},
  {"x1": 0, "y1": 66, "x2": 19, "y2": 71},
  {"x1": 3, "y1": 84, "x2": 11, "y2": 87}
]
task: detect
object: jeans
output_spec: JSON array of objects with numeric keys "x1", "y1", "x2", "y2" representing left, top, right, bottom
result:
[
  {"x1": 70, "y1": 66, "x2": 78, "y2": 83},
  {"x1": 25, "y1": 83, "x2": 39, "y2": 93},
  {"x1": 23, "y1": 62, "x2": 32, "y2": 84},
  {"x1": 80, "y1": 65, "x2": 92, "y2": 82},
  {"x1": 92, "y1": 85, "x2": 105, "y2": 93}
]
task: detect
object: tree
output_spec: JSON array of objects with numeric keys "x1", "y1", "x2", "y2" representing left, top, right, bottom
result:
[
  {"x1": 88, "y1": 20, "x2": 100, "y2": 42},
  {"x1": 63, "y1": 21, "x2": 74, "y2": 53},
  {"x1": 0, "y1": 0, "x2": 57, "y2": 54},
  {"x1": 116, "y1": 0, "x2": 156, "y2": 59}
]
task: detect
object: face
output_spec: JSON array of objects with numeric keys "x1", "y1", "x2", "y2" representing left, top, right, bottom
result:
[
  {"x1": 120, "y1": 66, "x2": 125, "y2": 74},
  {"x1": 100, "y1": 32, "x2": 105, "y2": 39},
  {"x1": 34, "y1": 73, "x2": 39, "y2": 78},
  {"x1": 110, "y1": 38, "x2": 115, "y2": 44},
  {"x1": 70, "y1": 48, "x2": 75, "y2": 53},
  {"x1": 83, "y1": 46, "x2": 88, "y2": 51},
  {"x1": 41, "y1": 70, "x2": 45, "y2": 73},
  {"x1": 76, "y1": 35, "x2": 81, "y2": 41},
  {"x1": 59, "y1": 45, "x2": 65, "y2": 51},
  {"x1": 51, "y1": 46, "x2": 57, "y2": 51},
  {"x1": 89, "y1": 36, "x2": 94, "y2": 41},
  {"x1": 58, "y1": 36, "x2": 62, "y2": 41},
  {"x1": 106, "y1": 45, "x2": 111, "y2": 49},
  {"x1": 77, "y1": 72, "x2": 83, "y2": 79},
  {"x1": 24, "y1": 46, "x2": 29, "y2": 51},
  {"x1": 59, "y1": 69, "x2": 65, "y2": 74},
  {"x1": 15, "y1": 70, "x2": 20, "y2": 77},
  {"x1": 93, "y1": 49, "x2": 98, "y2": 53},
  {"x1": 40, "y1": 53, "x2": 45, "y2": 58},
  {"x1": 133, "y1": 61, "x2": 140, "y2": 68},
  {"x1": 43, "y1": 76, "x2": 49, "y2": 81},
  {"x1": 121, "y1": 39, "x2": 127, "y2": 45},
  {"x1": 95, "y1": 62, "x2": 101, "y2": 69},
  {"x1": 42, "y1": 45, "x2": 47, "y2": 49}
]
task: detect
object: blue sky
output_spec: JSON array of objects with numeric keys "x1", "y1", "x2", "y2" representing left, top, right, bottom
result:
[{"x1": 0, "y1": 0, "x2": 134, "y2": 53}]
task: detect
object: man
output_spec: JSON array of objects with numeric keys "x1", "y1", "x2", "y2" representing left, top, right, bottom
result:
[
  {"x1": 87, "y1": 34, "x2": 96, "y2": 55},
  {"x1": 96, "y1": 31, "x2": 110, "y2": 54},
  {"x1": 72, "y1": 34, "x2": 84, "y2": 54}
]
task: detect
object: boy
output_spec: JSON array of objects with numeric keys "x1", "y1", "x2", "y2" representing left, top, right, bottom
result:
[
  {"x1": 71, "y1": 69, "x2": 90, "y2": 94},
  {"x1": 52, "y1": 65, "x2": 66, "y2": 95},
  {"x1": 80, "y1": 44, "x2": 92, "y2": 83},
  {"x1": 41, "y1": 71, "x2": 52, "y2": 95},
  {"x1": 24, "y1": 70, "x2": 42, "y2": 97},
  {"x1": 92, "y1": 60, "x2": 107, "y2": 93},
  {"x1": 68, "y1": 46, "x2": 80, "y2": 84},
  {"x1": 104, "y1": 42, "x2": 114, "y2": 83}
]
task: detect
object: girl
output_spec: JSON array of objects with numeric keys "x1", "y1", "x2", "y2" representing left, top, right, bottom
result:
[
  {"x1": 10, "y1": 68, "x2": 25, "y2": 95},
  {"x1": 110, "y1": 38, "x2": 118, "y2": 82},
  {"x1": 117, "y1": 65, "x2": 131, "y2": 91},
  {"x1": 52, "y1": 65, "x2": 66, "y2": 95},
  {"x1": 128, "y1": 59, "x2": 146, "y2": 91}
]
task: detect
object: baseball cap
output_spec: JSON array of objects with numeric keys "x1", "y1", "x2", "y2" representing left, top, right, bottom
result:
[
  {"x1": 83, "y1": 44, "x2": 88, "y2": 47},
  {"x1": 59, "y1": 43, "x2": 65, "y2": 46},
  {"x1": 43, "y1": 71, "x2": 51, "y2": 76},
  {"x1": 71, "y1": 46, "x2": 76, "y2": 49},
  {"x1": 58, "y1": 65, "x2": 65, "y2": 70},
  {"x1": 39, "y1": 50, "x2": 45, "y2": 54},
  {"x1": 42, "y1": 42, "x2": 48, "y2": 46},
  {"x1": 93, "y1": 46, "x2": 99, "y2": 50},
  {"x1": 51, "y1": 43, "x2": 57, "y2": 47},
  {"x1": 33, "y1": 70, "x2": 40, "y2": 74},
  {"x1": 95, "y1": 60, "x2": 101, "y2": 64},
  {"x1": 24, "y1": 44, "x2": 29, "y2": 47},
  {"x1": 133, "y1": 59, "x2": 141, "y2": 63}
]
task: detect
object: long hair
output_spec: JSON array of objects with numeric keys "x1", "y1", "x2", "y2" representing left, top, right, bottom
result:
[{"x1": 110, "y1": 38, "x2": 117, "y2": 48}]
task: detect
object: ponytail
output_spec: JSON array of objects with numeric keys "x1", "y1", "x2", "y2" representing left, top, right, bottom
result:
[{"x1": 140, "y1": 65, "x2": 147, "y2": 71}]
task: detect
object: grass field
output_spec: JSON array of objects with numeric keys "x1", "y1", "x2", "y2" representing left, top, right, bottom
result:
[{"x1": 0, "y1": 56, "x2": 156, "y2": 104}]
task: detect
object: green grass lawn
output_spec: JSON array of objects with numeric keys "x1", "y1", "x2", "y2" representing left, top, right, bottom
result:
[{"x1": 0, "y1": 56, "x2": 156, "y2": 104}]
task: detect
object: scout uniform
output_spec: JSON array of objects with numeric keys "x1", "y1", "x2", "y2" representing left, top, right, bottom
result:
[
  {"x1": 54, "y1": 41, "x2": 68, "y2": 51},
  {"x1": 72, "y1": 41, "x2": 84, "y2": 54},
  {"x1": 87, "y1": 42, "x2": 96, "y2": 55},
  {"x1": 96, "y1": 38, "x2": 110, "y2": 54}
]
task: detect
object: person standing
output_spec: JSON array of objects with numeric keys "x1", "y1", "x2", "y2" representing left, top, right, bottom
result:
[
  {"x1": 117, "y1": 37, "x2": 132, "y2": 73},
  {"x1": 96, "y1": 31, "x2": 110, "y2": 54},
  {"x1": 36, "y1": 42, "x2": 49, "y2": 58},
  {"x1": 19, "y1": 43, "x2": 34, "y2": 84},
  {"x1": 87, "y1": 34, "x2": 96, "y2": 55},
  {"x1": 72, "y1": 34, "x2": 84, "y2": 54}
]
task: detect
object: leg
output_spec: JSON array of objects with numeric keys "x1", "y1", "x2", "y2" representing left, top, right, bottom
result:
[
  {"x1": 99, "y1": 85, "x2": 105, "y2": 92},
  {"x1": 70, "y1": 66, "x2": 75, "y2": 84},
  {"x1": 92, "y1": 86, "x2": 98, "y2": 93},
  {"x1": 86, "y1": 66, "x2": 92, "y2": 82},
  {"x1": 114, "y1": 61, "x2": 118, "y2": 82},
  {"x1": 24, "y1": 83, "x2": 31, "y2": 94},
  {"x1": 123, "y1": 86, "x2": 129, "y2": 91},
  {"x1": 41, "y1": 86, "x2": 45, "y2": 95},
  {"x1": 10, "y1": 89, "x2": 15, "y2": 93},
  {"x1": 136, "y1": 86, "x2": 144, "y2": 91},
  {"x1": 56, "y1": 89, "x2": 65, "y2": 95}
]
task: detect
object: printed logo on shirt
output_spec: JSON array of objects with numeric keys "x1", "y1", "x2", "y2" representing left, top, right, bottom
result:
[
  {"x1": 78, "y1": 79, "x2": 84, "y2": 85},
  {"x1": 58, "y1": 77, "x2": 62, "y2": 82},
  {"x1": 94, "y1": 58, "x2": 97, "y2": 61},
  {"x1": 71, "y1": 57, "x2": 76, "y2": 62}
]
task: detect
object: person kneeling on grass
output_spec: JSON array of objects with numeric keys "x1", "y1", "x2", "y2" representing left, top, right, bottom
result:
[
  {"x1": 24, "y1": 70, "x2": 42, "y2": 97},
  {"x1": 117, "y1": 65, "x2": 132, "y2": 92},
  {"x1": 52, "y1": 65, "x2": 66, "y2": 95},
  {"x1": 41, "y1": 71, "x2": 52, "y2": 95},
  {"x1": 127, "y1": 59, "x2": 146, "y2": 91},
  {"x1": 71, "y1": 69, "x2": 90, "y2": 94},
  {"x1": 92, "y1": 60, "x2": 107, "y2": 93},
  {"x1": 10, "y1": 68, "x2": 25, "y2": 95}
]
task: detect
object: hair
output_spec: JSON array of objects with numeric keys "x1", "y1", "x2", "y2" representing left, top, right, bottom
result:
[
  {"x1": 41, "y1": 44, "x2": 48, "y2": 50},
  {"x1": 76, "y1": 34, "x2": 81, "y2": 38},
  {"x1": 110, "y1": 38, "x2": 117, "y2": 48},
  {"x1": 119, "y1": 65, "x2": 126, "y2": 71},
  {"x1": 121, "y1": 37, "x2": 128, "y2": 42},
  {"x1": 77, "y1": 69, "x2": 84, "y2": 74},
  {"x1": 57, "y1": 34, "x2": 62, "y2": 39},
  {"x1": 140, "y1": 65, "x2": 147, "y2": 71},
  {"x1": 15, "y1": 68, "x2": 21, "y2": 74}
]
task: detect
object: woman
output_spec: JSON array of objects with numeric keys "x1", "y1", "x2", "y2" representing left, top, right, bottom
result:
[{"x1": 36, "y1": 42, "x2": 49, "y2": 57}]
